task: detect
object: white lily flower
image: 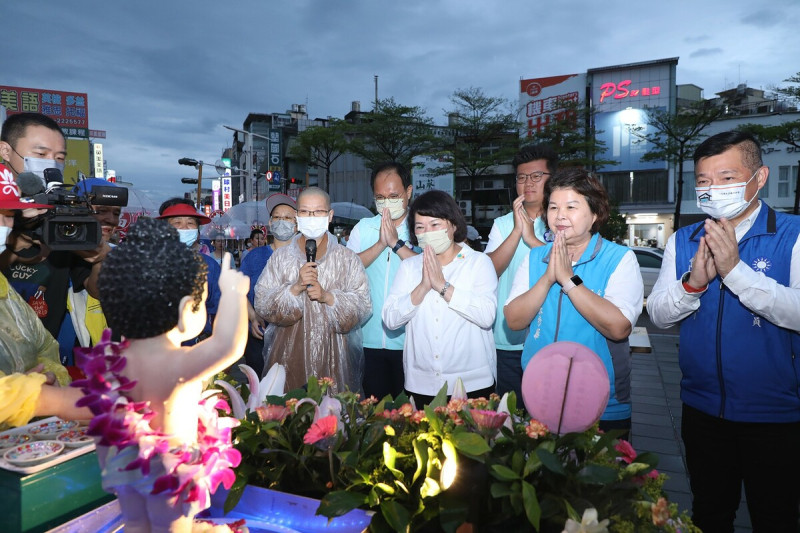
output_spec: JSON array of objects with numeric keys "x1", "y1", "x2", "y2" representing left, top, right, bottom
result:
[
  {"x1": 214, "y1": 363, "x2": 287, "y2": 420},
  {"x1": 214, "y1": 380, "x2": 247, "y2": 420},
  {"x1": 496, "y1": 392, "x2": 513, "y2": 430},
  {"x1": 562, "y1": 508, "x2": 609, "y2": 533},
  {"x1": 451, "y1": 378, "x2": 467, "y2": 401}
]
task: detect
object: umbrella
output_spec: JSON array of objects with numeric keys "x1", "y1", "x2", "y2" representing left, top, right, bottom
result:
[
  {"x1": 121, "y1": 186, "x2": 159, "y2": 216},
  {"x1": 202, "y1": 212, "x2": 253, "y2": 240},
  {"x1": 224, "y1": 201, "x2": 270, "y2": 228},
  {"x1": 331, "y1": 202, "x2": 373, "y2": 222}
]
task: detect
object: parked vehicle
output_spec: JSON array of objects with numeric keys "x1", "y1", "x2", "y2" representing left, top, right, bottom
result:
[{"x1": 631, "y1": 246, "x2": 664, "y2": 298}]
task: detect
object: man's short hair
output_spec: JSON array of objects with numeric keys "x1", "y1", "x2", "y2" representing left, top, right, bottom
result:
[
  {"x1": 249, "y1": 228, "x2": 264, "y2": 239},
  {"x1": 297, "y1": 187, "x2": 331, "y2": 209},
  {"x1": 512, "y1": 144, "x2": 559, "y2": 175},
  {"x1": 693, "y1": 131, "x2": 763, "y2": 172},
  {"x1": 159, "y1": 197, "x2": 195, "y2": 216},
  {"x1": 1, "y1": 112, "x2": 65, "y2": 147},
  {"x1": 407, "y1": 190, "x2": 467, "y2": 245},
  {"x1": 370, "y1": 162, "x2": 412, "y2": 190}
]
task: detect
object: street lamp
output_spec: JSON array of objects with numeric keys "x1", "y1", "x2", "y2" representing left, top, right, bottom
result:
[{"x1": 178, "y1": 157, "x2": 203, "y2": 210}]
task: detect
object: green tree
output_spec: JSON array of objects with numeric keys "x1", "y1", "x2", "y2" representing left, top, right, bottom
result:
[
  {"x1": 773, "y1": 71, "x2": 800, "y2": 106},
  {"x1": 526, "y1": 98, "x2": 617, "y2": 169},
  {"x1": 738, "y1": 119, "x2": 800, "y2": 214},
  {"x1": 444, "y1": 87, "x2": 520, "y2": 183},
  {"x1": 633, "y1": 103, "x2": 723, "y2": 230},
  {"x1": 600, "y1": 201, "x2": 628, "y2": 244},
  {"x1": 348, "y1": 97, "x2": 442, "y2": 169},
  {"x1": 288, "y1": 119, "x2": 351, "y2": 193}
]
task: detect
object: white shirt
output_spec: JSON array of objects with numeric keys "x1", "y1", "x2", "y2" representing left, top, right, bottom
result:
[
  {"x1": 646, "y1": 202, "x2": 800, "y2": 330},
  {"x1": 505, "y1": 247, "x2": 643, "y2": 329},
  {"x1": 382, "y1": 245, "x2": 498, "y2": 396}
]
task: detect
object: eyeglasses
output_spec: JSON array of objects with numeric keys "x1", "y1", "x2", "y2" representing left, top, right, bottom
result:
[
  {"x1": 297, "y1": 209, "x2": 330, "y2": 217},
  {"x1": 516, "y1": 171, "x2": 550, "y2": 184},
  {"x1": 375, "y1": 194, "x2": 403, "y2": 201}
]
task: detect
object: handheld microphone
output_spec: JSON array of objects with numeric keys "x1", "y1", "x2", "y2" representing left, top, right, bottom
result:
[{"x1": 305, "y1": 239, "x2": 317, "y2": 263}]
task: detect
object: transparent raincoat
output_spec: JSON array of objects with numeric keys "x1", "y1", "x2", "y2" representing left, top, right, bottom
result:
[
  {"x1": 0, "y1": 272, "x2": 69, "y2": 385},
  {"x1": 254, "y1": 233, "x2": 370, "y2": 393}
]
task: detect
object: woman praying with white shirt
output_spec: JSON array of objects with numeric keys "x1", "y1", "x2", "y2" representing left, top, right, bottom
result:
[{"x1": 382, "y1": 190, "x2": 497, "y2": 407}]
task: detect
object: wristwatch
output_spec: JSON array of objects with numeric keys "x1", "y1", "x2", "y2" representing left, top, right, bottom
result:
[
  {"x1": 391, "y1": 239, "x2": 406, "y2": 253},
  {"x1": 439, "y1": 281, "x2": 451, "y2": 297},
  {"x1": 561, "y1": 275, "x2": 583, "y2": 294}
]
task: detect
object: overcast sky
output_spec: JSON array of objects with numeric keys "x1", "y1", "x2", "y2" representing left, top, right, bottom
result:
[{"x1": 4, "y1": 0, "x2": 798, "y2": 205}]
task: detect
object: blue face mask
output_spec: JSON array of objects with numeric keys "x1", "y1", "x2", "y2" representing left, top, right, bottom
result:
[{"x1": 177, "y1": 228, "x2": 198, "y2": 247}]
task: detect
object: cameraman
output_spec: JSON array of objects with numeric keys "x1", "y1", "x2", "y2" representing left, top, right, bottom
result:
[{"x1": 0, "y1": 113, "x2": 123, "y2": 341}]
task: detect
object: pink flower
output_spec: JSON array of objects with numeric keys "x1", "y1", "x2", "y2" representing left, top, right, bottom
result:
[
  {"x1": 255, "y1": 405, "x2": 289, "y2": 422},
  {"x1": 471, "y1": 410, "x2": 508, "y2": 431},
  {"x1": 525, "y1": 419, "x2": 549, "y2": 439},
  {"x1": 360, "y1": 396, "x2": 378, "y2": 406},
  {"x1": 615, "y1": 439, "x2": 637, "y2": 464},
  {"x1": 409, "y1": 410, "x2": 426, "y2": 424},
  {"x1": 303, "y1": 415, "x2": 338, "y2": 445}
]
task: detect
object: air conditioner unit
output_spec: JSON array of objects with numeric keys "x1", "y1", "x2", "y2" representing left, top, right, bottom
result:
[{"x1": 458, "y1": 200, "x2": 472, "y2": 219}]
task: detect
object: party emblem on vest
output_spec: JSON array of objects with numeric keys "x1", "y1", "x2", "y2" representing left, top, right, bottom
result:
[{"x1": 751, "y1": 257, "x2": 771, "y2": 272}]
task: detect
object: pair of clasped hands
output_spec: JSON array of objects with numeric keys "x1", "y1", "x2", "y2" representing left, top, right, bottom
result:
[{"x1": 686, "y1": 217, "x2": 741, "y2": 289}]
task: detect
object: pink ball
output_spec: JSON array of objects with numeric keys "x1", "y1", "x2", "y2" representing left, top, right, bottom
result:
[{"x1": 521, "y1": 341, "x2": 610, "y2": 434}]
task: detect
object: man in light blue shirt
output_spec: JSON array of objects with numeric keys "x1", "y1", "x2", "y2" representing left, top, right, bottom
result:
[
  {"x1": 347, "y1": 162, "x2": 417, "y2": 399},
  {"x1": 485, "y1": 144, "x2": 558, "y2": 401}
]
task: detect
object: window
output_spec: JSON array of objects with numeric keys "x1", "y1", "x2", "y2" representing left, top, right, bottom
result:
[
  {"x1": 634, "y1": 250, "x2": 663, "y2": 269},
  {"x1": 778, "y1": 166, "x2": 798, "y2": 198}
]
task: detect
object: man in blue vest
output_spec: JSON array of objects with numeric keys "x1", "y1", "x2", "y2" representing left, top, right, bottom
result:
[
  {"x1": 647, "y1": 131, "x2": 800, "y2": 532},
  {"x1": 347, "y1": 162, "x2": 416, "y2": 400},
  {"x1": 485, "y1": 144, "x2": 557, "y2": 401}
]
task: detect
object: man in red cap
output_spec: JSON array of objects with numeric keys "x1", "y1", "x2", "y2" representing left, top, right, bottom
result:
[
  {"x1": 0, "y1": 163, "x2": 69, "y2": 385},
  {"x1": 157, "y1": 198, "x2": 221, "y2": 342}
]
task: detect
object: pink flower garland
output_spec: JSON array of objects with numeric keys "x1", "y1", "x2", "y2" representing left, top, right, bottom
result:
[{"x1": 71, "y1": 329, "x2": 242, "y2": 509}]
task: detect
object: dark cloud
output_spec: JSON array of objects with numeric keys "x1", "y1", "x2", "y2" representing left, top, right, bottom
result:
[
  {"x1": 3, "y1": 0, "x2": 794, "y2": 203},
  {"x1": 741, "y1": 9, "x2": 784, "y2": 28},
  {"x1": 690, "y1": 48, "x2": 724, "y2": 58}
]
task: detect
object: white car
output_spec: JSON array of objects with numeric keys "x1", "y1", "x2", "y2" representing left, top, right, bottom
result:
[{"x1": 630, "y1": 247, "x2": 664, "y2": 297}]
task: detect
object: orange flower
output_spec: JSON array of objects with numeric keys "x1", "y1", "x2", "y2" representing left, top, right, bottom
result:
[
  {"x1": 651, "y1": 497, "x2": 670, "y2": 527},
  {"x1": 525, "y1": 419, "x2": 549, "y2": 439}
]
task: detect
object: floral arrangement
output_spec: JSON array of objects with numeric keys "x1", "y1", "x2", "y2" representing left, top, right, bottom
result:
[
  {"x1": 215, "y1": 365, "x2": 697, "y2": 533},
  {"x1": 71, "y1": 330, "x2": 241, "y2": 510}
]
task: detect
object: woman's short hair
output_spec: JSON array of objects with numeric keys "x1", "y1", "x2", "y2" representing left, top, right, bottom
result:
[
  {"x1": 543, "y1": 167, "x2": 610, "y2": 234},
  {"x1": 407, "y1": 190, "x2": 467, "y2": 245},
  {"x1": 99, "y1": 217, "x2": 207, "y2": 339}
]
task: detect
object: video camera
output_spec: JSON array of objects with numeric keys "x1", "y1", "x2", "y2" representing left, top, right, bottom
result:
[{"x1": 17, "y1": 169, "x2": 129, "y2": 251}]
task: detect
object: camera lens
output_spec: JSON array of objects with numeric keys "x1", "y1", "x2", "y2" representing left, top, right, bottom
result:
[{"x1": 55, "y1": 222, "x2": 84, "y2": 240}]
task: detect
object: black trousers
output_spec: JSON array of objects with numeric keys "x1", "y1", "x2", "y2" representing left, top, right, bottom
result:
[
  {"x1": 406, "y1": 383, "x2": 496, "y2": 409},
  {"x1": 362, "y1": 348, "x2": 405, "y2": 401},
  {"x1": 682, "y1": 403, "x2": 800, "y2": 533}
]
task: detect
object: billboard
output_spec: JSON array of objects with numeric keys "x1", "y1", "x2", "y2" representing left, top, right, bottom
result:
[
  {"x1": 92, "y1": 143, "x2": 104, "y2": 178},
  {"x1": 411, "y1": 155, "x2": 454, "y2": 197},
  {"x1": 589, "y1": 59, "x2": 676, "y2": 170},
  {"x1": 64, "y1": 138, "x2": 91, "y2": 185},
  {"x1": 519, "y1": 74, "x2": 586, "y2": 138},
  {"x1": 0, "y1": 86, "x2": 89, "y2": 129}
]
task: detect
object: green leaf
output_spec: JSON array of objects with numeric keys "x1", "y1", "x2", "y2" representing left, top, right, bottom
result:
[
  {"x1": 412, "y1": 439, "x2": 429, "y2": 484},
  {"x1": 223, "y1": 476, "x2": 247, "y2": 514},
  {"x1": 383, "y1": 442, "x2": 404, "y2": 479},
  {"x1": 451, "y1": 431, "x2": 491, "y2": 456},
  {"x1": 429, "y1": 383, "x2": 449, "y2": 408},
  {"x1": 375, "y1": 482, "x2": 396, "y2": 495},
  {"x1": 536, "y1": 448, "x2": 566, "y2": 475},
  {"x1": 317, "y1": 490, "x2": 367, "y2": 518},
  {"x1": 490, "y1": 464, "x2": 521, "y2": 481},
  {"x1": 420, "y1": 476, "x2": 441, "y2": 498},
  {"x1": 521, "y1": 480, "x2": 541, "y2": 529},
  {"x1": 523, "y1": 449, "x2": 543, "y2": 476},
  {"x1": 576, "y1": 464, "x2": 619, "y2": 485},
  {"x1": 489, "y1": 481, "x2": 516, "y2": 498},
  {"x1": 380, "y1": 499, "x2": 412, "y2": 533},
  {"x1": 634, "y1": 451, "x2": 659, "y2": 469}
]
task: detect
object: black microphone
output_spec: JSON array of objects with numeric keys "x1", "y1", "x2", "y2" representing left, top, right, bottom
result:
[
  {"x1": 305, "y1": 239, "x2": 317, "y2": 263},
  {"x1": 16, "y1": 172, "x2": 45, "y2": 196}
]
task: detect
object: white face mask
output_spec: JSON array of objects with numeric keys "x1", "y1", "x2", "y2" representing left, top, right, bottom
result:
[
  {"x1": 177, "y1": 228, "x2": 198, "y2": 247},
  {"x1": 696, "y1": 168, "x2": 759, "y2": 220},
  {"x1": 417, "y1": 228, "x2": 452, "y2": 254},
  {"x1": 296, "y1": 216, "x2": 329, "y2": 239},
  {"x1": 0, "y1": 225, "x2": 11, "y2": 254},
  {"x1": 375, "y1": 197, "x2": 406, "y2": 220},
  {"x1": 24, "y1": 157, "x2": 65, "y2": 187}
]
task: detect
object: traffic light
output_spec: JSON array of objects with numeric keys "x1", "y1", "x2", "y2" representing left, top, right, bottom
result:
[
  {"x1": 290, "y1": 177, "x2": 297, "y2": 185},
  {"x1": 181, "y1": 177, "x2": 199, "y2": 184}
]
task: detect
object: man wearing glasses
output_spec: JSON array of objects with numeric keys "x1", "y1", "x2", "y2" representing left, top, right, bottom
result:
[
  {"x1": 254, "y1": 187, "x2": 370, "y2": 393},
  {"x1": 485, "y1": 144, "x2": 558, "y2": 402},
  {"x1": 347, "y1": 162, "x2": 417, "y2": 400}
]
